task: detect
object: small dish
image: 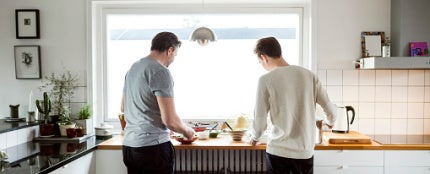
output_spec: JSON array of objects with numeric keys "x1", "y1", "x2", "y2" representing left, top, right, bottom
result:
[
  {"x1": 209, "y1": 130, "x2": 219, "y2": 138},
  {"x1": 174, "y1": 135, "x2": 198, "y2": 144}
]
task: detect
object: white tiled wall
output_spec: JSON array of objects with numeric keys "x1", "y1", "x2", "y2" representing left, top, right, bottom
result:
[{"x1": 318, "y1": 69, "x2": 430, "y2": 135}]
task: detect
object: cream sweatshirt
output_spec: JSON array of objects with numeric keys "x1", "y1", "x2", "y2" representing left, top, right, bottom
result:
[{"x1": 251, "y1": 65, "x2": 337, "y2": 159}]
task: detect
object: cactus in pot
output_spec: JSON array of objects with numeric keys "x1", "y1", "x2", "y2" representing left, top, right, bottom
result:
[
  {"x1": 36, "y1": 92, "x2": 52, "y2": 124},
  {"x1": 36, "y1": 92, "x2": 55, "y2": 136}
]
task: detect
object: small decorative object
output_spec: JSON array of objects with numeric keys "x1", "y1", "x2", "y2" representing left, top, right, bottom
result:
[
  {"x1": 27, "y1": 111, "x2": 35, "y2": 123},
  {"x1": 15, "y1": 9, "x2": 40, "y2": 39},
  {"x1": 361, "y1": 32, "x2": 385, "y2": 57},
  {"x1": 9, "y1": 104, "x2": 19, "y2": 118},
  {"x1": 75, "y1": 127, "x2": 84, "y2": 137},
  {"x1": 66, "y1": 128, "x2": 76, "y2": 138},
  {"x1": 410, "y1": 42, "x2": 428, "y2": 57},
  {"x1": 14, "y1": 45, "x2": 41, "y2": 79},
  {"x1": 382, "y1": 37, "x2": 391, "y2": 57}
]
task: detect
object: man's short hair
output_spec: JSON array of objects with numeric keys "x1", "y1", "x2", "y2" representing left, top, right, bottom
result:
[
  {"x1": 254, "y1": 37, "x2": 282, "y2": 59},
  {"x1": 151, "y1": 32, "x2": 182, "y2": 52}
]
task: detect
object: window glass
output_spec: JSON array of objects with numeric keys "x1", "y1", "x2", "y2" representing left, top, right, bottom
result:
[{"x1": 107, "y1": 13, "x2": 300, "y2": 119}]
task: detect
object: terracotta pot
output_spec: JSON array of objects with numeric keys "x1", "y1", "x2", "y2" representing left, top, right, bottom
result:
[{"x1": 39, "y1": 124, "x2": 55, "y2": 136}]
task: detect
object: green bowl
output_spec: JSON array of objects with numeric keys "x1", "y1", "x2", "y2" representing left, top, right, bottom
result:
[{"x1": 209, "y1": 131, "x2": 219, "y2": 138}]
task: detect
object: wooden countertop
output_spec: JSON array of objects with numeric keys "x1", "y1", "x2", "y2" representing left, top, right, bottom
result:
[
  {"x1": 97, "y1": 132, "x2": 430, "y2": 150},
  {"x1": 97, "y1": 134, "x2": 266, "y2": 150}
]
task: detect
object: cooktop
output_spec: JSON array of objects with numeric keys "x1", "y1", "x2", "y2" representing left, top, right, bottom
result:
[{"x1": 370, "y1": 134, "x2": 430, "y2": 144}]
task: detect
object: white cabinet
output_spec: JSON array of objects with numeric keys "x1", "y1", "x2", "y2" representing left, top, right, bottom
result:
[
  {"x1": 314, "y1": 150, "x2": 384, "y2": 174},
  {"x1": 49, "y1": 151, "x2": 96, "y2": 174},
  {"x1": 95, "y1": 149, "x2": 127, "y2": 174},
  {"x1": 385, "y1": 150, "x2": 430, "y2": 174}
]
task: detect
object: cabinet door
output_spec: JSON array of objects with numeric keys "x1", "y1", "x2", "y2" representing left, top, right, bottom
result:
[
  {"x1": 385, "y1": 167, "x2": 430, "y2": 174},
  {"x1": 315, "y1": 150, "x2": 384, "y2": 166},
  {"x1": 49, "y1": 152, "x2": 95, "y2": 174},
  {"x1": 315, "y1": 166, "x2": 383, "y2": 174},
  {"x1": 385, "y1": 150, "x2": 430, "y2": 166},
  {"x1": 96, "y1": 150, "x2": 127, "y2": 174}
]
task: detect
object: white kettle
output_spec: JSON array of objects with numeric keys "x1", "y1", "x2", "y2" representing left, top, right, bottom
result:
[{"x1": 332, "y1": 106, "x2": 355, "y2": 133}]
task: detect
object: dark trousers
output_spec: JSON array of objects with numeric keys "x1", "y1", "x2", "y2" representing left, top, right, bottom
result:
[
  {"x1": 266, "y1": 153, "x2": 313, "y2": 174},
  {"x1": 123, "y1": 141, "x2": 175, "y2": 174}
]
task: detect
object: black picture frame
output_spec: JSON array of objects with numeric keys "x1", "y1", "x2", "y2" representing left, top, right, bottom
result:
[
  {"x1": 15, "y1": 9, "x2": 40, "y2": 39},
  {"x1": 14, "y1": 45, "x2": 41, "y2": 79}
]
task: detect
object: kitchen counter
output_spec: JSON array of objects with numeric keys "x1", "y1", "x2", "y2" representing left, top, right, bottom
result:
[
  {"x1": 98, "y1": 132, "x2": 384, "y2": 150},
  {"x1": 0, "y1": 135, "x2": 105, "y2": 174},
  {"x1": 98, "y1": 132, "x2": 430, "y2": 150},
  {"x1": 0, "y1": 119, "x2": 40, "y2": 134}
]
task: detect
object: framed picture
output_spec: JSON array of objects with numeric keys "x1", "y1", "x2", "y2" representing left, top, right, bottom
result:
[
  {"x1": 14, "y1": 45, "x2": 41, "y2": 79},
  {"x1": 15, "y1": 9, "x2": 40, "y2": 39},
  {"x1": 361, "y1": 32, "x2": 385, "y2": 57}
]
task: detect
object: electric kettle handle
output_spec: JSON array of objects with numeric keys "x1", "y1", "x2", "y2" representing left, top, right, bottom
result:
[{"x1": 345, "y1": 106, "x2": 355, "y2": 124}]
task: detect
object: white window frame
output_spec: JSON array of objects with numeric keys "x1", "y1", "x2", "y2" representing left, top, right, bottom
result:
[{"x1": 87, "y1": 1, "x2": 313, "y2": 126}]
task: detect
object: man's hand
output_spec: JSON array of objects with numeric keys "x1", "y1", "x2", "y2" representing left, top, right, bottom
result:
[
  {"x1": 184, "y1": 127, "x2": 195, "y2": 140},
  {"x1": 250, "y1": 139, "x2": 258, "y2": 146}
]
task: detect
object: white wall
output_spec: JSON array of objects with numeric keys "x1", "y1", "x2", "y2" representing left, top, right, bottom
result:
[
  {"x1": 0, "y1": 0, "x2": 87, "y2": 117},
  {"x1": 316, "y1": 0, "x2": 391, "y2": 70}
]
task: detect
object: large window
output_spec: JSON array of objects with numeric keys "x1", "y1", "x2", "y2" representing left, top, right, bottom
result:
[{"x1": 101, "y1": 8, "x2": 303, "y2": 120}]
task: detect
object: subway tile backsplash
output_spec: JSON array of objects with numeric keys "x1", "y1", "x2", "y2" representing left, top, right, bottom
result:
[{"x1": 320, "y1": 69, "x2": 430, "y2": 135}]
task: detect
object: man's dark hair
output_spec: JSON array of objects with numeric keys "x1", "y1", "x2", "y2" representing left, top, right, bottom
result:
[
  {"x1": 254, "y1": 37, "x2": 282, "y2": 59},
  {"x1": 151, "y1": 32, "x2": 182, "y2": 52}
]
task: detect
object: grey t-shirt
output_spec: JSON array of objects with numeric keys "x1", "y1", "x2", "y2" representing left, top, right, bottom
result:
[{"x1": 123, "y1": 57, "x2": 174, "y2": 147}]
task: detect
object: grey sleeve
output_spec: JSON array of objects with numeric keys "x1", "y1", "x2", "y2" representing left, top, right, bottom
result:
[{"x1": 150, "y1": 69, "x2": 174, "y2": 98}]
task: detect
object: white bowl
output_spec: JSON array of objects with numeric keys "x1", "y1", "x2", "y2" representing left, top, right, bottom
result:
[{"x1": 228, "y1": 130, "x2": 247, "y2": 141}]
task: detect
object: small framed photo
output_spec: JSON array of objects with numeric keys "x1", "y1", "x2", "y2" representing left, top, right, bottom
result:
[
  {"x1": 15, "y1": 9, "x2": 40, "y2": 39},
  {"x1": 14, "y1": 45, "x2": 41, "y2": 79}
]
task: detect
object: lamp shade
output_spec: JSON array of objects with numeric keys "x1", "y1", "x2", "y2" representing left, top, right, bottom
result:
[{"x1": 190, "y1": 27, "x2": 216, "y2": 46}]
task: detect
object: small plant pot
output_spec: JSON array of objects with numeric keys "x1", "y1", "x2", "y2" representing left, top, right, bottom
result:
[
  {"x1": 39, "y1": 124, "x2": 55, "y2": 136},
  {"x1": 58, "y1": 123, "x2": 76, "y2": 137},
  {"x1": 66, "y1": 128, "x2": 77, "y2": 138},
  {"x1": 75, "y1": 119, "x2": 93, "y2": 135}
]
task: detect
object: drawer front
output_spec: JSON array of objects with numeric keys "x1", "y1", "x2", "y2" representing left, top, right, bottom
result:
[
  {"x1": 385, "y1": 167, "x2": 430, "y2": 174},
  {"x1": 385, "y1": 150, "x2": 430, "y2": 166},
  {"x1": 315, "y1": 150, "x2": 383, "y2": 166},
  {"x1": 315, "y1": 166, "x2": 383, "y2": 174}
]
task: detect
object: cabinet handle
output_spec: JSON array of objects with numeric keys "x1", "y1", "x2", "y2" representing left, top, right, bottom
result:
[{"x1": 337, "y1": 165, "x2": 348, "y2": 169}]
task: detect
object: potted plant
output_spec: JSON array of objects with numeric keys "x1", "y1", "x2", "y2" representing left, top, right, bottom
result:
[
  {"x1": 36, "y1": 92, "x2": 55, "y2": 136},
  {"x1": 39, "y1": 71, "x2": 79, "y2": 116},
  {"x1": 75, "y1": 104, "x2": 93, "y2": 135},
  {"x1": 58, "y1": 106, "x2": 76, "y2": 137}
]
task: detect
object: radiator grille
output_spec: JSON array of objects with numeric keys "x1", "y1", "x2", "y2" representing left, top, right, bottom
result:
[{"x1": 174, "y1": 149, "x2": 266, "y2": 174}]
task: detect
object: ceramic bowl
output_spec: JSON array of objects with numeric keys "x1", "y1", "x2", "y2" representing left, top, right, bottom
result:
[
  {"x1": 228, "y1": 130, "x2": 247, "y2": 141},
  {"x1": 174, "y1": 136, "x2": 198, "y2": 144}
]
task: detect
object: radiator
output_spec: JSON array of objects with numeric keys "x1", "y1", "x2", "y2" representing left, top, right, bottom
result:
[{"x1": 174, "y1": 149, "x2": 266, "y2": 174}]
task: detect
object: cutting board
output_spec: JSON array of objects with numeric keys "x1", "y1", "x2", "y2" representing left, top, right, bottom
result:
[{"x1": 324, "y1": 131, "x2": 372, "y2": 144}]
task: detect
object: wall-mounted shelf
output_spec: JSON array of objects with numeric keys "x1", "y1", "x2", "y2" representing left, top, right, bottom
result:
[{"x1": 359, "y1": 57, "x2": 430, "y2": 69}]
